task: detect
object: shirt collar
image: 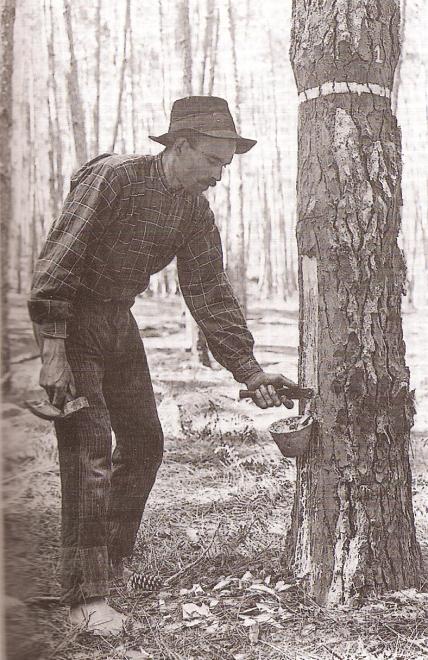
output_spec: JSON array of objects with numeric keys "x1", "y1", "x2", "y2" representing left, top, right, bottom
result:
[{"x1": 154, "y1": 152, "x2": 183, "y2": 195}]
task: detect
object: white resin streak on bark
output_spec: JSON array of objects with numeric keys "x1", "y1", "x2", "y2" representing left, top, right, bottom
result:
[
  {"x1": 298, "y1": 81, "x2": 391, "y2": 103},
  {"x1": 294, "y1": 255, "x2": 318, "y2": 578},
  {"x1": 327, "y1": 485, "x2": 369, "y2": 606},
  {"x1": 301, "y1": 255, "x2": 318, "y2": 393}
]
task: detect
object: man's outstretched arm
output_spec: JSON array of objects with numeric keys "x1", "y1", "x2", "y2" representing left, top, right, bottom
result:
[{"x1": 176, "y1": 201, "x2": 297, "y2": 408}]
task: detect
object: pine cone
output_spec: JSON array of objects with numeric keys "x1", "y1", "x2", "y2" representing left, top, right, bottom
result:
[{"x1": 127, "y1": 572, "x2": 163, "y2": 592}]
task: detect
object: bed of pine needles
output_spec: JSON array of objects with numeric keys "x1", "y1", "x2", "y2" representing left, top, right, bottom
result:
[
  {"x1": 3, "y1": 294, "x2": 428, "y2": 659},
  {"x1": 4, "y1": 382, "x2": 428, "y2": 660}
]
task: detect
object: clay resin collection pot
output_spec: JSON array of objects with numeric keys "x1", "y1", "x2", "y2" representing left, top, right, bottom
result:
[{"x1": 268, "y1": 413, "x2": 313, "y2": 458}]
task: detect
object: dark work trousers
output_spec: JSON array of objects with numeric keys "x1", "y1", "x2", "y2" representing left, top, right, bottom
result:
[{"x1": 54, "y1": 300, "x2": 164, "y2": 605}]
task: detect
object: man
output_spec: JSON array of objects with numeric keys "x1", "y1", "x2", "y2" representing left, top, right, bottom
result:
[{"x1": 28, "y1": 96, "x2": 297, "y2": 634}]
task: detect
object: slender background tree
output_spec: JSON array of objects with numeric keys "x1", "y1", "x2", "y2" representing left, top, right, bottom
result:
[{"x1": 0, "y1": 0, "x2": 16, "y2": 391}]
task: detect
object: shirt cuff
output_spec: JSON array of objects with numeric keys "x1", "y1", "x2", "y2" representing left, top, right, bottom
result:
[
  {"x1": 232, "y1": 356, "x2": 263, "y2": 384},
  {"x1": 38, "y1": 321, "x2": 68, "y2": 339}
]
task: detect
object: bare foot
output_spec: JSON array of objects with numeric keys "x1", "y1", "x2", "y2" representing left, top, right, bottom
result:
[{"x1": 70, "y1": 598, "x2": 127, "y2": 636}]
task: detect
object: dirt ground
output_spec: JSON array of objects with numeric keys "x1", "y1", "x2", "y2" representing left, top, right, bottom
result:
[{"x1": 2, "y1": 292, "x2": 428, "y2": 660}]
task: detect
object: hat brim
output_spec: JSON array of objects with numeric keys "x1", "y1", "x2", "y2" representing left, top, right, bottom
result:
[{"x1": 149, "y1": 128, "x2": 257, "y2": 155}]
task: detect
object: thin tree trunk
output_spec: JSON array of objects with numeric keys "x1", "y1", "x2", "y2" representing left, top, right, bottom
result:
[
  {"x1": 128, "y1": 2, "x2": 137, "y2": 152},
  {"x1": 0, "y1": 0, "x2": 16, "y2": 391},
  {"x1": 93, "y1": 0, "x2": 102, "y2": 155},
  {"x1": 63, "y1": 0, "x2": 88, "y2": 164},
  {"x1": 47, "y1": 0, "x2": 64, "y2": 202},
  {"x1": 177, "y1": 0, "x2": 192, "y2": 95},
  {"x1": 177, "y1": 0, "x2": 210, "y2": 367},
  {"x1": 257, "y1": 161, "x2": 273, "y2": 296},
  {"x1": 208, "y1": 9, "x2": 220, "y2": 96},
  {"x1": 16, "y1": 222, "x2": 22, "y2": 295},
  {"x1": 287, "y1": 208, "x2": 298, "y2": 295},
  {"x1": 46, "y1": 92, "x2": 58, "y2": 217},
  {"x1": 111, "y1": 0, "x2": 130, "y2": 152},
  {"x1": 405, "y1": 193, "x2": 419, "y2": 310},
  {"x1": 226, "y1": 0, "x2": 246, "y2": 313},
  {"x1": 158, "y1": 0, "x2": 169, "y2": 118},
  {"x1": 200, "y1": 0, "x2": 214, "y2": 94},
  {"x1": 220, "y1": 166, "x2": 231, "y2": 274},
  {"x1": 267, "y1": 27, "x2": 290, "y2": 299},
  {"x1": 424, "y1": 63, "x2": 428, "y2": 246},
  {"x1": 391, "y1": 0, "x2": 407, "y2": 115},
  {"x1": 30, "y1": 173, "x2": 38, "y2": 276},
  {"x1": 418, "y1": 207, "x2": 428, "y2": 273},
  {"x1": 286, "y1": 0, "x2": 422, "y2": 606},
  {"x1": 43, "y1": 0, "x2": 59, "y2": 216}
]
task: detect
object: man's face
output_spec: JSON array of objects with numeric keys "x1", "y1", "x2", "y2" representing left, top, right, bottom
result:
[{"x1": 175, "y1": 135, "x2": 236, "y2": 195}]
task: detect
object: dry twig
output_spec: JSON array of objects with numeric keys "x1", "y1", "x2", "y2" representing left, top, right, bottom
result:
[{"x1": 383, "y1": 622, "x2": 428, "y2": 654}]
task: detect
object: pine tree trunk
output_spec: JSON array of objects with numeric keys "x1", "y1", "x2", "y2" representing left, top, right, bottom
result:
[
  {"x1": 226, "y1": 0, "x2": 246, "y2": 313},
  {"x1": 285, "y1": 0, "x2": 422, "y2": 606},
  {"x1": 258, "y1": 166, "x2": 273, "y2": 297},
  {"x1": 177, "y1": 0, "x2": 192, "y2": 95},
  {"x1": 111, "y1": 0, "x2": 130, "y2": 152},
  {"x1": 63, "y1": 0, "x2": 87, "y2": 164},
  {"x1": 177, "y1": 0, "x2": 211, "y2": 367},
  {"x1": 158, "y1": 0, "x2": 169, "y2": 119},
  {"x1": 267, "y1": 27, "x2": 290, "y2": 300},
  {"x1": 208, "y1": 9, "x2": 219, "y2": 96},
  {"x1": 200, "y1": 0, "x2": 214, "y2": 94},
  {"x1": 128, "y1": 2, "x2": 137, "y2": 152},
  {"x1": 43, "y1": 0, "x2": 59, "y2": 217},
  {"x1": 92, "y1": 0, "x2": 101, "y2": 155},
  {"x1": 47, "y1": 0, "x2": 64, "y2": 203},
  {"x1": 0, "y1": 0, "x2": 16, "y2": 391}
]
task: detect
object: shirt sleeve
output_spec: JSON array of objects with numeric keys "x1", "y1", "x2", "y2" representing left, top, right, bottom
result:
[
  {"x1": 176, "y1": 198, "x2": 263, "y2": 383},
  {"x1": 28, "y1": 160, "x2": 122, "y2": 338}
]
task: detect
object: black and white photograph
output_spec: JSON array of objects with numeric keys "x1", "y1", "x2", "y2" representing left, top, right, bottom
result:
[{"x1": 1, "y1": 1, "x2": 428, "y2": 658}]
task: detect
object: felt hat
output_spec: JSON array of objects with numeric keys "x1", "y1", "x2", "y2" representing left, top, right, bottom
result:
[{"x1": 149, "y1": 96, "x2": 257, "y2": 154}]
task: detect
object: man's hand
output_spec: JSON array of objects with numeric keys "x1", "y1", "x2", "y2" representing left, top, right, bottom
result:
[
  {"x1": 39, "y1": 338, "x2": 76, "y2": 408},
  {"x1": 245, "y1": 372, "x2": 298, "y2": 409}
]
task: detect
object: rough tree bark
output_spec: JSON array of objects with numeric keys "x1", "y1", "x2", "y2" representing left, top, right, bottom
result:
[
  {"x1": 0, "y1": 0, "x2": 16, "y2": 391},
  {"x1": 63, "y1": 0, "x2": 88, "y2": 164},
  {"x1": 285, "y1": 0, "x2": 422, "y2": 606}
]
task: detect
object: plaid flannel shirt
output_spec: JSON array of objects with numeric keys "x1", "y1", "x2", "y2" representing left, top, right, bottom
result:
[{"x1": 28, "y1": 153, "x2": 262, "y2": 383}]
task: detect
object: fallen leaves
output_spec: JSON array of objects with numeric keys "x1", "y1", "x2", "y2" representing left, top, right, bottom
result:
[
  {"x1": 247, "y1": 621, "x2": 260, "y2": 643},
  {"x1": 148, "y1": 572, "x2": 300, "y2": 644},
  {"x1": 182, "y1": 601, "x2": 212, "y2": 623},
  {"x1": 213, "y1": 575, "x2": 235, "y2": 591}
]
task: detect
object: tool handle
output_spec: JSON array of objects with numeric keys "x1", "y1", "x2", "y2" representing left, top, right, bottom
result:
[{"x1": 239, "y1": 386, "x2": 314, "y2": 401}]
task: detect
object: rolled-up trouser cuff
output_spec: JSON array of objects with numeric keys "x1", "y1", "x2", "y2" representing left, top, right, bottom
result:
[
  {"x1": 61, "y1": 581, "x2": 110, "y2": 606},
  {"x1": 60, "y1": 546, "x2": 110, "y2": 605}
]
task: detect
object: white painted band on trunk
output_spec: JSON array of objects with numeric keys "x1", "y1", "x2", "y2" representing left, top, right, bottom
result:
[{"x1": 298, "y1": 81, "x2": 391, "y2": 103}]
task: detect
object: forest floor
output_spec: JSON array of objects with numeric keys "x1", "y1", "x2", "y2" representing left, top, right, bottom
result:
[{"x1": 2, "y1": 292, "x2": 428, "y2": 660}]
